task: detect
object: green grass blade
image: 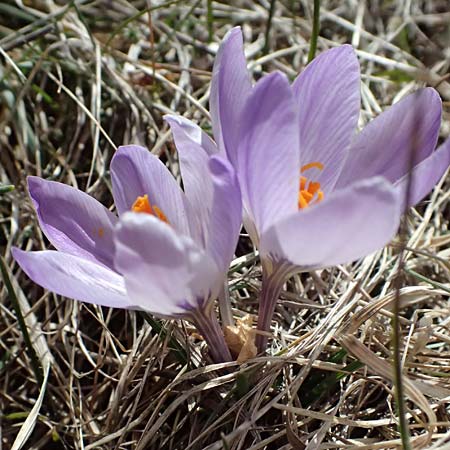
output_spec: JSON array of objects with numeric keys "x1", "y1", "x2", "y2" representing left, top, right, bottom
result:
[
  {"x1": 0, "y1": 185, "x2": 14, "y2": 194},
  {"x1": 0, "y1": 257, "x2": 43, "y2": 385},
  {"x1": 307, "y1": 0, "x2": 321, "y2": 62}
]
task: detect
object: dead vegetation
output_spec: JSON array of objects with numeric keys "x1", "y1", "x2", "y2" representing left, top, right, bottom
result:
[{"x1": 1, "y1": 0, "x2": 450, "y2": 448}]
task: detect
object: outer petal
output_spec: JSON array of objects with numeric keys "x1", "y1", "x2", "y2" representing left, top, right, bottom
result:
[
  {"x1": 336, "y1": 88, "x2": 442, "y2": 188},
  {"x1": 164, "y1": 115, "x2": 215, "y2": 245},
  {"x1": 110, "y1": 145, "x2": 190, "y2": 236},
  {"x1": 210, "y1": 26, "x2": 252, "y2": 166},
  {"x1": 261, "y1": 177, "x2": 400, "y2": 268},
  {"x1": 164, "y1": 114, "x2": 218, "y2": 156},
  {"x1": 28, "y1": 176, "x2": 117, "y2": 269},
  {"x1": 206, "y1": 156, "x2": 242, "y2": 275},
  {"x1": 114, "y1": 213, "x2": 220, "y2": 317},
  {"x1": 12, "y1": 248, "x2": 129, "y2": 308},
  {"x1": 292, "y1": 45, "x2": 361, "y2": 192},
  {"x1": 237, "y1": 72, "x2": 299, "y2": 235},
  {"x1": 395, "y1": 137, "x2": 450, "y2": 211}
]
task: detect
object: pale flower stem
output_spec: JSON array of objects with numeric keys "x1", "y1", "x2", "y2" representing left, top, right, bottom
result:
[
  {"x1": 255, "y1": 263, "x2": 291, "y2": 353},
  {"x1": 218, "y1": 282, "x2": 234, "y2": 328},
  {"x1": 193, "y1": 307, "x2": 232, "y2": 363}
]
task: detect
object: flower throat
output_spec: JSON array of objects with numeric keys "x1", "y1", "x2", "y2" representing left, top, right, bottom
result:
[
  {"x1": 132, "y1": 194, "x2": 169, "y2": 224},
  {"x1": 298, "y1": 162, "x2": 324, "y2": 209}
]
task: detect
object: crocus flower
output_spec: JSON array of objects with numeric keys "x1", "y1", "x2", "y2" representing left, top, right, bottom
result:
[
  {"x1": 13, "y1": 144, "x2": 241, "y2": 363},
  {"x1": 173, "y1": 27, "x2": 450, "y2": 352}
]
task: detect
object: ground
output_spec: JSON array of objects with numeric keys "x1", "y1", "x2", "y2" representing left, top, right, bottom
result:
[{"x1": 1, "y1": 0, "x2": 450, "y2": 449}]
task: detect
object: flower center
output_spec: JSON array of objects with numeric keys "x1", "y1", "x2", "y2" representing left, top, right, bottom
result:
[
  {"x1": 131, "y1": 194, "x2": 169, "y2": 224},
  {"x1": 298, "y1": 162, "x2": 324, "y2": 209}
]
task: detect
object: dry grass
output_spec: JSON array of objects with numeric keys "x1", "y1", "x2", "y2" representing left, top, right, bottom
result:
[{"x1": 1, "y1": 0, "x2": 450, "y2": 449}]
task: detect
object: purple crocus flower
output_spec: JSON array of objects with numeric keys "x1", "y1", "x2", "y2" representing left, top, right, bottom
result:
[
  {"x1": 13, "y1": 145, "x2": 241, "y2": 363},
  {"x1": 172, "y1": 27, "x2": 450, "y2": 352}
]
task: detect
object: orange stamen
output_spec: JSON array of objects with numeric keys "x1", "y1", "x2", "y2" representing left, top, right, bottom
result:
[
  {"x1": 308, "y1": 181, "x2": 321, "y2": 196},
  {"x1": 131, "y1": 194, "x2": 170, "y2": 224},
  {"x1": 301, "y1": 190, "x2": 313, "y2": 202},
  {"x1": 132, "y1": 195, "x2": 153, "y2": 214},
  {"x1": 152, "y1": 205, "x2": 169, "y2": 224},
  {"x1": 300, "y1": 161, "x2": 324, "y2": 173},
  {"x1": 298, "y1": 161, "x2": 325, "y2": 209},
  {"x1": 298, "y1": 193, "x2": 309, "y2": 209},
  {"x1": 300, "y1": 176, "x2": 307, "y2": 191}
]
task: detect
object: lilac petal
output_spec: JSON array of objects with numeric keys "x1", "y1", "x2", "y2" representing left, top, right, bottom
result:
[
  {"x1": 210, "y1": 26, "x2": 252, "y2": 166},
  {"x1": 28, "y1": 176, "x2": 117, "y2": 269},
  {"x1": 395, "y1": 137, "x2": 450, "y2": 211},
  {"x1": 206, "y1": 156, "x2": 242, "y2": 275},
  {"x1": 164, "y1": 114, "x2": 218, "y2": 156},
  {"x1": 110, "y1": 145, "x2": 190, "y2": 236},
  {"x1": 163, "y1": 117, "x2": 242, "y2": 275},
  {"x1": 114, "y1": 213, "x2": 220, "y2": 317},
  {"x1": 336, "y1": 88, "x2": 442, "y2": 188},
  {"x1": 12, "y1": 248, "x2": 129, "y2": 308},
  {"x1": 164, "y1": 115, "x2": 215, "y2": 245},
  {"x1": 261, "y1": 177, "x2": 400, "y2": 268},
  {"x1": 292, "y1": 45, "x2": 361, "y2": 192},
  {"x1": 237, "y1": 72, "x2": 299, "y2": 235}
]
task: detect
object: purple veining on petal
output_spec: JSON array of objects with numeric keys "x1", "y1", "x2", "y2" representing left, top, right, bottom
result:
[
  {"x1": 336, "y1": 88, "x2": 441, "y2": 189},
  {"x1": 205, "y1": 155, "x2": 242, "y2": 275},
  {"x1": 165, "y1": 115, "x2": 215, "y2": 246},
  {"x1": 394, "y1": 136, "x2": 450, "y2": 211},
  {"x1": 28, "y1": 176, "x2": 117, "y2": 270},
  {"x1": 293, "y1": 45, "x2": 361, "y2": 193},
  {"x1": 210, "y1": 26, "x2": 252, "y2": 166},
  {"x1": 12, "y1": 247, "x2": 129, "y2": 308},
  {"x1": 114, "y1": 212, "x2": 220, "y2": 317},
  {"x1": 261, "y1": 177, "x2": 400, "y2": 269},
  {"x1": 237, "y1": 71, "x2": 299, "y2": 237},
  {"x1": 110, "y1": 145, "x2": 191, "y2": 236}
]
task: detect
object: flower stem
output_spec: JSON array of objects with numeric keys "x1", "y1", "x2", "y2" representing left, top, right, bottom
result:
[
  {"x1": 255, "y1": 262, "x2": 291, "y2": 353},
  {"x1": 218, "y1": 281, "x2": 234, "y2": 328},
  {"x1": 193, "y1": 306, "x2": 232, "y2": 363}
]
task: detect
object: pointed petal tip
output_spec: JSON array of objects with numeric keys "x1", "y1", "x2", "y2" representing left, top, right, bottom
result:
[
  {"x1": 27, "y1": 175, "x2": 51, "y2": 200},
  {"x1": 26, "y1": 174, "x2": 41, "y2": 188},
  {"x1": 255, "y1": 71, "x2": 290, "y2": 93},
  {"x1": 314, "y1": 44, "x2": 357, "y2": 60},
  {"x1": 11, "y1": 247, "x2": 30, "y2": 274},
  {"x1": 163, "y1": 114, "x2": 177, "y2": 124},
  {"x1": 163, "y1": 114, "x2": 194, "y2": 131},
  {"x1": 11, "y1": 247, "x2": 35, "y2": 274},
  {"x1": 11, "y1": 245, "x2": 22, "y2": 261},
  {"x1": 112, "y1": 144, "x2": 153, "y2": 168},
  {"x1": 13, "y1": 247, "x2": 130, "y2": 309},
  {"x1": 420, "y1": 86, "x2": 442, "y2": 108},
  {"x1": 307, "y1": 44, "x2": 360, "y2": 75},
  {"x1": 26, "y1": 175, "x2": 42, "y2": 200},
  {"x1": 223, "y1": 26, "x2": 243, "y2": 42},
  {"x1": 338, "y1": 43, "x2": 355, "y2": 53},
  {"x1": 406, "y1": 86, "x2": 442, "y2": 104},
  {"x1": 115, "y1": 144, "x2": 149, "y2": 156}
]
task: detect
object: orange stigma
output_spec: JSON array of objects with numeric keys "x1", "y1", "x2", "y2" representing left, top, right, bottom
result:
[
  {"x1": 298, "y1": 162, "x2": 325, "y2": 209},
  {"x1": 131, "y1": 194, "x2": 169, "y2": 224}
]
